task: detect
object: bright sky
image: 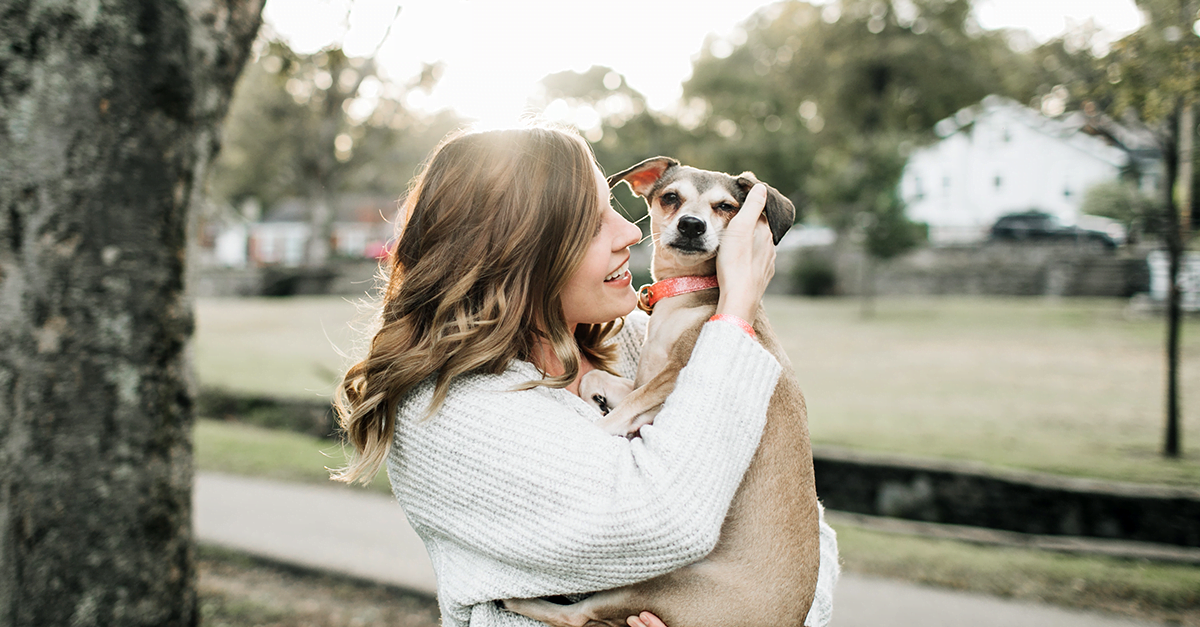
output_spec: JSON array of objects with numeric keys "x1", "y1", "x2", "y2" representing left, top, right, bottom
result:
[{"x1": 264, "y1": 0, "x2": 1145, "y2": 128}]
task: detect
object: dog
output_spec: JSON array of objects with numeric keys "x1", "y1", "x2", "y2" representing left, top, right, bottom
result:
[{"x1": 502, "y1": 157, "x2": 821, "y2": 627}]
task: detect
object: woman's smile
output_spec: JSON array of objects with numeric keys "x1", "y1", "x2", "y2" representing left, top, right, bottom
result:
[{"x1": 604, "y1": 260, "x2": 631, "y2": 285}]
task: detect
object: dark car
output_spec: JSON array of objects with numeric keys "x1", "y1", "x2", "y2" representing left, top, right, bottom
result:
[{"x1": 988, "y1": 210, "x2": 1118, "y2": 250}]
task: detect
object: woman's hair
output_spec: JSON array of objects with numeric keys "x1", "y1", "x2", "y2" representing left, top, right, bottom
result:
[{"x1": 332, "y1": 124, "x2": 621, "y2": 484}]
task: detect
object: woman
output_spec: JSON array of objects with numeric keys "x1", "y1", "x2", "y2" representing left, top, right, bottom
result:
[{"x1": 334, "y1": 124, "x2": 837, "y2": 627}]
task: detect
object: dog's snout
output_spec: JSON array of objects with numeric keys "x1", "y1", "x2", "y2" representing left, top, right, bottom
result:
[{"x1": 677, "y1": 216, "x2": 706, "y2": 239}]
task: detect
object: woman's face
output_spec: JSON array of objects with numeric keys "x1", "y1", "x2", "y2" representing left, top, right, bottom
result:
[{"x1": 560, "y1": 166, "x2": 643, "y2": 327}]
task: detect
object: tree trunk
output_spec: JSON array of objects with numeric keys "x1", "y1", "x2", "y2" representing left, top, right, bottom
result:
[
  {"x1": 1162, "y1": 106, "x2": 1184, "y2": 458},
  {"x1": 1179, "y1": 102, "x2": 1194, "y2": 231},
  {"x1": 0, "y1": 2, "x2": 262, "y2": 625}
]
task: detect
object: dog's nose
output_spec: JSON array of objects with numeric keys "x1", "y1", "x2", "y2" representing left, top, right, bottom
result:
[{"x1": 677, "y1": 216, "x2": 706, "y2": 239}]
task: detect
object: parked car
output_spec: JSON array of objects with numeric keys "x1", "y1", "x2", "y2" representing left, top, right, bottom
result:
[{"x1": 988, "y1": 210, "x2": 1119, "y2": 250}]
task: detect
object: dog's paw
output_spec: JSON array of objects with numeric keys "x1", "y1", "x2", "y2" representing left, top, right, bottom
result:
[
  {"x1": 580, "y1": 370, "x2": 634, "y2": 415},
  {"x1": 595, "y1": 405, "x2": 641, "y2": 437}
]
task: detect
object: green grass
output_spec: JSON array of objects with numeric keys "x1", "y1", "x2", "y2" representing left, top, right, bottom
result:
[
  {"x1": 763, "y1": 295, "x2": 1200, "y2": 486},
  {"x1": 194, "y1": 418, "x2": 1200, "y2": 623},
  {"x1": 193, "y1": 296, "x2": 366, "y2": 400},
  {"x1": 194, "y1": 294, "x2": 1200, "y2": 486},
  {"x1": 833, "y1": 522, "x2": 1200, "y2": 624},
  {"x1": 195, "y1": 419, "x2": 392, "y2": 495}
]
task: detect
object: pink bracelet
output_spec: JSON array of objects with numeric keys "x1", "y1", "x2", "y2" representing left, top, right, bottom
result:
[{"x1": 709, "y1": 314, "x2": 756, "y2": 338}]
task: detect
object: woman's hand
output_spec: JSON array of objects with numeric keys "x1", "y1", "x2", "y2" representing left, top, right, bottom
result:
[
  {"x1": 627, "y1": 611, "x2": 668, "y2": 627},
  {"x1": 715, "y1": 183, "x2": 776, "y2": 324}
]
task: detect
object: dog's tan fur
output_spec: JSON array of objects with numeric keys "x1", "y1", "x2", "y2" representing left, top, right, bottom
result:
[{"x1": 502, "y1": 158, "x2": 821, "y2": 627}]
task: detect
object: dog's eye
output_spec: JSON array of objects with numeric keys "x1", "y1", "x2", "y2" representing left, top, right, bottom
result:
[
  {"x1": 661, "y1": 192, "x2": 680, "y2": 205},
  {"x1": 716, "y1": 202, "x2": 737, "y2": 212}
]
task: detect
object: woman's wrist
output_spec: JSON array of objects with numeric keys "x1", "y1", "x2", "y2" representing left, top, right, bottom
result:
[
  {"x1": 709, "y1": 313, "x2": 756, "y2": 338},
  {"x1": 715, "y1": 290, "x2": 757, "y2": 324}
]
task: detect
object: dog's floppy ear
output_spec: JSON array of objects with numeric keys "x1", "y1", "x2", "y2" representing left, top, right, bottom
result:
[
  {"x1": 607, "y1": 156, "x2": 679, "y2": 196},
  {"x1": 736, "y1": 172, "x2": 795, "y2": 245}
]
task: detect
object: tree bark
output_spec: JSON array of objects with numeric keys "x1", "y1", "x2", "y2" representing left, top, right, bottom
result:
[{"x1": 0, "y1": 1, "x2": 262, "y2": 625}]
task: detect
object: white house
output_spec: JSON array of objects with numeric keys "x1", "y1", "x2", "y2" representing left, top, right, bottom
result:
[{"x1": 899, "y1": 96, "x2": 1152, "y2": 245}]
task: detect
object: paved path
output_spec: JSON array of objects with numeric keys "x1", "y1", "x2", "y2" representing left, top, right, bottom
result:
[{"x1": 194, "y1": 472, "x2": 1162, "y2": 627}]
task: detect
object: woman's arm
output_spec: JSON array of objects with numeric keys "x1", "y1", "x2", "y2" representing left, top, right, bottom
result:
[{"x1": 390, "y1": 321, "x2": 780, "y2": 595}]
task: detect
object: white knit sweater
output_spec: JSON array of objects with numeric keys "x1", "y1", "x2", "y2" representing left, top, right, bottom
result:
[{"x1": 387, "y1": 312, "x2": 839, "y2": 627}]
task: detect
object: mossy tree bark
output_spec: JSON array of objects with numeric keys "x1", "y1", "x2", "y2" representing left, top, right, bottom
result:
[{"x1": 0, "y1": 1, "x2": 262, "y2": 625}]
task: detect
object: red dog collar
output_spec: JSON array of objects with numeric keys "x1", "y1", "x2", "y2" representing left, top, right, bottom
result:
[{"x1": 637, "y1": 275, "x2": 720, "y2": 312}]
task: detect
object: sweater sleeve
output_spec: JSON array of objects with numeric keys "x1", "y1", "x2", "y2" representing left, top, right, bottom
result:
[{"x1": 388, "y1": 320, "x2": 780, "y2": 613}]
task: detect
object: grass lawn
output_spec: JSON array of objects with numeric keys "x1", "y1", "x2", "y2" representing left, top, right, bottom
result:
[
  {"x1": 194, "y1": 294, "x2": 1200, "y2": 486},
  {"x1": 763, "y1": 296, "x2": 1200, "y2": 486},
  {"x1": 195, "y1": 419, "x2": 1200, "y2": 625},
  {"x1": 195, "y1": 419, "x2": 392, "y2": 494}
]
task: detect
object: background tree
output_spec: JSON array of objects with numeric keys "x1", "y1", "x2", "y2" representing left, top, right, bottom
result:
[
  {"x1": 207, "y1": 39, "x2": 461, "y2": 265},
  {"x1": 1097, "y1": 0, "x2": 1199, "y2": 458},
  {"x1": 1081, "y1": 179, "x2": 1160, "y2": 242},
  {"x1": 0, "y1": 1, "x2": 262, "y2": 624}
]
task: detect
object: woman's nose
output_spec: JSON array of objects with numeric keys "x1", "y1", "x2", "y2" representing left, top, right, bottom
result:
[{"x1": 616, "y1": 217, "x2": 642, "y2": 249}]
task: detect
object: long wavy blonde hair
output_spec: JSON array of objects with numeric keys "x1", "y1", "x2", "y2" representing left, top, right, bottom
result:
[{"x1": 332, "y1": 125, "x2": 621, "y2": 484}]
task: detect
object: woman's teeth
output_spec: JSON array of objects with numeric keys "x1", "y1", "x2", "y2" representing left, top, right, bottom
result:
[{"x1": 604, "y1": 263, "x2": 629, "y2": 282}]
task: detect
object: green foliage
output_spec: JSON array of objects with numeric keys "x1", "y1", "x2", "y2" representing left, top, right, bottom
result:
[
  {"x1": 1082, "y1": 179, "x2": 1160, "y2": 236},
  {"x1": 207, "y1": 39, "x2": 462, "y2": 212},
  {"x1": 790, "y1": 254, "x2": 838, "y2": 296},
  {"x1": 864, "y1": 193, "x2": 928, "y2": 260},
  {"x1": 1101, "y1": 0, "x2": 1200, "y2": 124}
]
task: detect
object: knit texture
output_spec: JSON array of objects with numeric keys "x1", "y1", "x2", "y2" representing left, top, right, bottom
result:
[{"x1": 387, "y1": 311, "x2": 838, "y2": 626}]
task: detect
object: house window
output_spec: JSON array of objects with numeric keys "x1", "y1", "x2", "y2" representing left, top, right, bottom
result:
[
  {"x1": 994, "y1": 175, "x2": 1002, "y2": 189},
  {"x1": 1063, "y1": 187, "x2": 1072, "y2": 198},
  {"x1": 914, "y1": 176, "x2": 924, "y2": 200}
]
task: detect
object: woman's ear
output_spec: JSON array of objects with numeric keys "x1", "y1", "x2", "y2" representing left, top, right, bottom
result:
[
  {"x1": 607, "y1": 157, "x2": 679, "y2": 196},
  {"x1": 736, "y1": 173, "x2": 796, "y2": 245}
]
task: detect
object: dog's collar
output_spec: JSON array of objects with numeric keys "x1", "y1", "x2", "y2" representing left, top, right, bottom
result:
[{"x1": 637, "y1": 275, "x2": 720, "y2": 312}]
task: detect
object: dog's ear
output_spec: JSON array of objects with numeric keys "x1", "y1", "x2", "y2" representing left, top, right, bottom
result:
[
  {"x1": 607, "y1": 157, "x2": 679, "y2": 196},
  {"x1": 736, "y1": 172, "x2": 795, "y2": 245}
]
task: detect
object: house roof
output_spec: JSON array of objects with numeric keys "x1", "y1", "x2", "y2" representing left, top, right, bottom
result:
[{"x1": 931, "y1": 95, "x2": 1159, "y2": 168}]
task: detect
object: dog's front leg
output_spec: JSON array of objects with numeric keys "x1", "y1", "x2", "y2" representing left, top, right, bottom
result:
[
  {"x1": 580, "y1": 370, "x2": 635, "y2": 418},
  {"x1": 501, "y1": 594, "x2": 634, "y2": 627},
  {"x1": 593, "y1": 366, "x2": 678, "y2": 436}
]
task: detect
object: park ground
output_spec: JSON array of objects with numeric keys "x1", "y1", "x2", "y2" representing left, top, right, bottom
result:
[{"x1": 194, "y1": 294, "x2": 1200, "y2": 625}]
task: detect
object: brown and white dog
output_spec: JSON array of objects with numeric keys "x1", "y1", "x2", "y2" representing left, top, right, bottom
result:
[{"x1": 503, "y1": 157, "x2": 821, "y2": 627}]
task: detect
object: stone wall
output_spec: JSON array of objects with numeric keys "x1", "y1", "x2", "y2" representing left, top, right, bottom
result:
[
  {"x1": 779, "y1": 243, "x2": 1150, "y2": 298},
  {"x1": 814, "y1": 445, "x2": 1200, "y2": 547}
]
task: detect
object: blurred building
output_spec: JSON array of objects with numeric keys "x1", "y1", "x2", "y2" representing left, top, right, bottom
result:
[
  {"x1": 200, "y1": 195, "x2": 400, "y2": 268},
  {"x1": 899, "y1": 96, "x2": 1161, "y2": 246}
]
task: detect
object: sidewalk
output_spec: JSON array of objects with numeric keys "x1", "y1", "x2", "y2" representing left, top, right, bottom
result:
[{"x1": 194, "y1": 472, "x2": 1163, "y2": 627}]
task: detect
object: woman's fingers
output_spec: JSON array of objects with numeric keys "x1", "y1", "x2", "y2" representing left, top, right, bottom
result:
[
  {"x1": 627, "y1": 612, "x2": 667, "y2": 627},
  {"x1": 733, "y1": 184, "x2": 768, "y2": 229},
  {"x1": 714, "y1": 184, "x2": 777, "y2": 323}
]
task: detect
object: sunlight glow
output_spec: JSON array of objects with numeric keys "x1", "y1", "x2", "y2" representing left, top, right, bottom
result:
[{"x1": 263, "y1": 0, "x2": 1144, "y2": 126}]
